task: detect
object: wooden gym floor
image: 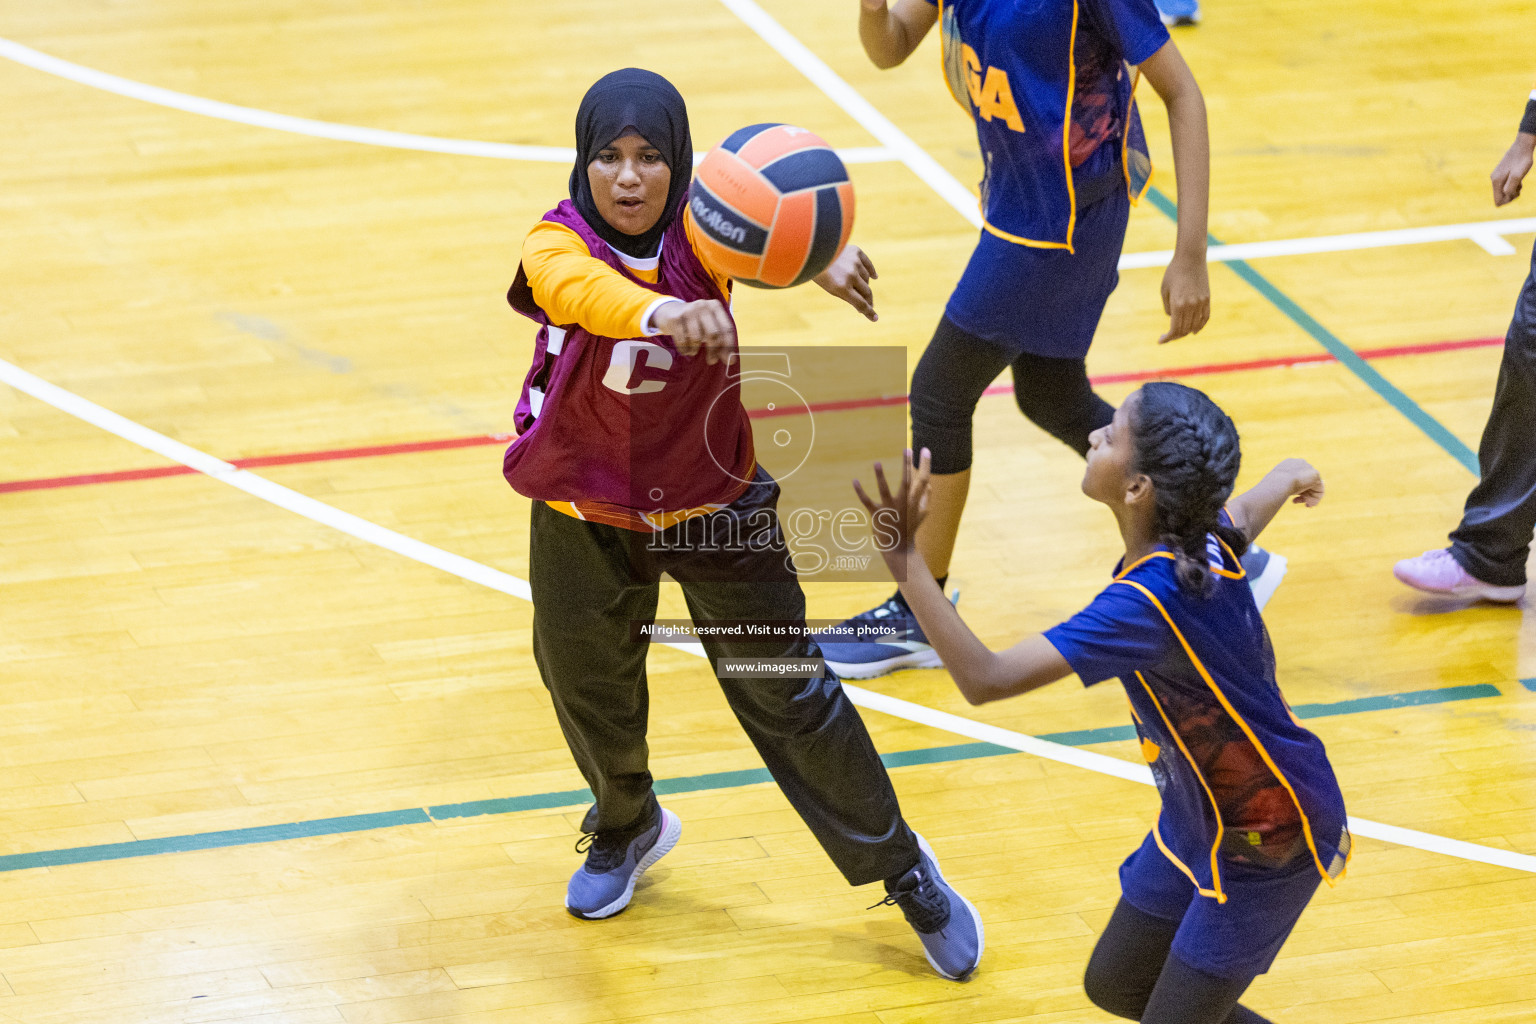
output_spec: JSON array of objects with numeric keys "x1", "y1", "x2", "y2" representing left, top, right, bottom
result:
[{"x1": 1, "y1": 0, "x2": 1534, "y2": 1021}]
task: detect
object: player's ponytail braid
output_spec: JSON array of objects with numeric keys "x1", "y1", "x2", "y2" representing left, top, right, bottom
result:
[{"x1": 1130, "y1": 382, "x2": 1247, "y2": 596}]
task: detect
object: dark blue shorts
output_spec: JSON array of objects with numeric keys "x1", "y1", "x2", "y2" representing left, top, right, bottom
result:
[
  {"x1": 944, "y1": 188, "x2": 1131, "y2": 360},
  {"x1": 1118, "y1": 831, "x2": 1323, "y2": 980}
]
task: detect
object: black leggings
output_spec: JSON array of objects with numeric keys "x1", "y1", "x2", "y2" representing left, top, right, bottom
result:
[
  {"x1": 1084, "y1": 898, "x2": 1272, "y2": 1024},
  {"x1": 910, "y1": 315, "x2": 1115, "y2": 475}
]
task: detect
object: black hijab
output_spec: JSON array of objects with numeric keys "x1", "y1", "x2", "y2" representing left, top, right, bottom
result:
[{"x1": 570, "y1": 69, "x2": 693, "y2": 259}]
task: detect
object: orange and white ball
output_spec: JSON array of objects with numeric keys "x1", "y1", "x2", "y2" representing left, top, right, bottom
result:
[{"x1": 689, "y1": 123, "x2": 855, "y2": 289}]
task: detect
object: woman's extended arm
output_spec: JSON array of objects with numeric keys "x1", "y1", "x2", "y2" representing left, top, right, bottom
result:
[
  {"x1": 523, "y1": 221, "x2": 668, "y2": 339},
  {"x1": 1225, "y1": 458, "x2": 1325, "y2": 544},
  {"x1": 853, "y1": 450, "x2": 1073, "y2": 704},
  {"x1": 859, "y1": 0, "x2": 938, "y2": 70},
  {"x1": 524, "y1": 219, "x2": 734, "y2": 361},
  {"x1": 1138, "y1": 41, "x2": 1211, "y2": 344}
]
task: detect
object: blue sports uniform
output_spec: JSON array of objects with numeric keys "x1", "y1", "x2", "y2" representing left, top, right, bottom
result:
[
  {"x1": 925, "y1": 0, "x2": 1168, "y2": 356},
  {"x1": 1045, "y1": 523, "x2": 1350, "y2": 979}
]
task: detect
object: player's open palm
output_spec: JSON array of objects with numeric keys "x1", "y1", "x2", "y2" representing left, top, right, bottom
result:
[
  {"x1": 854, "y1": 448, "x2": 931, "y2": 573},
  {"x1": 814, "y1": 244, "x2": 879, "y2": 321}
]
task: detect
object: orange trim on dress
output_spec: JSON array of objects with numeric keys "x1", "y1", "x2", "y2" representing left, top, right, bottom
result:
[
  {"x1": 936, "y1": 0, "x2": 963, "y2": 109},
  {"x1": 945, "y1": 0, "x2": 1083, "y2": 251},
  {"x1": 1111, "y1": 542, "x2": 1246, "y2": 582},
  {"x1": 1060, "y1": 0, "x2": 1080, "y2": 253},
  {"x1": 1137, "y1": 669, "x2": 1227, "y2": 903},
  {"x1": 980, "y1": 220, "x2": 1074, "y2": 250},
  {"x1": 1115, "y1": 549, "x2": 1175, "y2": 579},
  {"x1": 1121, "y1": 66, "x2": 1153, "y2": 206},
  {"x1": 1211, "y1": 536, "x2": 1247, "y2": 580},
  {"x1": 1152, "y1": 820, "x2": 1223, "y2": 901},
  {"x1": 1115, "y1": 577, "x2": 1339, "y2": 887}
]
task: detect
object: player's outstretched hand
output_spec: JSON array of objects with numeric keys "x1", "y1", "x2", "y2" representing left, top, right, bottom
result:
[
  {"x1": 814, "y1": 244, "x2": 879, "y2": 322},
  {"x1": 653, "y1": 299, "x2": 736, "y2": 364},
  {"x1": 1278, "y1": 457, "x2": 1325, "y2": 507},
  {"x1": 1159, "y1": 253, "x2": 1210, "y2": 344},
  {"x1": 853, "y1": 447, "x2": 930, "y2": 567},
  {"x1": 1491, "y1": 137, "x2": 1535, "y2": 207}
]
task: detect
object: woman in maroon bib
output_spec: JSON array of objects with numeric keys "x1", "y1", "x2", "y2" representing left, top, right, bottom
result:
[{"x1": 504, "y1": 68, "x2": 984, "y2": 981}]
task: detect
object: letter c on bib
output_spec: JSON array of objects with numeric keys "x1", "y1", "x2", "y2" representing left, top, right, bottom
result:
[{"x1": 602, "y1": 340, "x2": 673, "y2": 395}]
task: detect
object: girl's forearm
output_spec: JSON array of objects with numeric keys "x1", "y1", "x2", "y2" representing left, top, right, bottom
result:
[
  {"x1": 1229, "y1": 465, "x2": 1299, "y2": 542},
  {"x1": 1166, "y1": 87, "x2": 1211, "y2": 262},
  {"x1": 889, "y1": 549, "x2": 1004, "y2": 702}
]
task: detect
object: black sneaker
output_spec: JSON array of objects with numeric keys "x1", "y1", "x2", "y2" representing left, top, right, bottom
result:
[
  {"x1": 816, "y1": 590, "x2": 958, "y2": 680},
  {"x1": 870, "y1": 834, "x2": 984, "y2": 980},
  {"x1": 565, "y1": 803, "x2": 681, "y2": 920}
]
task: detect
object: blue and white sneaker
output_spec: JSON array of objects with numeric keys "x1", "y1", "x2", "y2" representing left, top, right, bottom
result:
[
  {"x1": 1242, "y1": 545, "x2": 1288, "y2": 612},
  {"x1": 816, "y1": 590, "x2": 958, "y2": 680},
  {"x1": 565, "y1": 804, "x2": 681, "y2": 920},
  {"x1": 872, "y1": 833, "x2": 984, "y2": 981},
  {"x1": 1155, "y1": 0, "x2": 1200, "y2": 25}
]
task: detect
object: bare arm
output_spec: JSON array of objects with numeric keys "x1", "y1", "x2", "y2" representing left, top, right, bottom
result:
[
  {"x1": 1139, "y1": 41, "x2": 1211, "y2": 344},
  {"x1": 853, "y1": 450, "x2": 1074, "y2": 705},
  {"x1": 1225, "y1": 458, "x2": 1324, "y2": 545},
  {"x1": 859, "y1": 0, "x2": 938, "y2": 70}
]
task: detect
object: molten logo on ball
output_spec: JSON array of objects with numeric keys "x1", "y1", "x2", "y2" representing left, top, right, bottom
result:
[{"x1": 689, "y1": 123, "x2": 855, "y2": 289}]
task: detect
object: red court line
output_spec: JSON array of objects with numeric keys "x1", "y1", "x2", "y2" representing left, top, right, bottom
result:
[
  {"x1": 232, "y1": 434, "x2": 518, "y2": 469},
  {"x1": 1, "y1": 335, "x2": 1503, "y2": 496},
  {"x1": 0, "y1": 464, "x2": 199, "y2": 493}
]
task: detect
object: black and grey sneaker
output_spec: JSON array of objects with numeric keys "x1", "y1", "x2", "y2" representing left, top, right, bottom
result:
[
  {"x1": 816, "y1": 589, "x2": 959, "y2": 680},
  {"x1": 870, "y1": 834, "x2": 984, "y2": 981},
  {"x1": 565, "y1": 803, "x2": 681, "y2": 920}
]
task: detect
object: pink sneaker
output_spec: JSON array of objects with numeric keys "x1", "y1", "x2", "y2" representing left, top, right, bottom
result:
[{"x1": 1392, "y1": 549, "x2": 1525, "y2": 603}]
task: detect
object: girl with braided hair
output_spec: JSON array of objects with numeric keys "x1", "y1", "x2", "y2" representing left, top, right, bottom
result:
[{"x1": 854, "y1": 381, "x2": 1349, "y2": 1023}]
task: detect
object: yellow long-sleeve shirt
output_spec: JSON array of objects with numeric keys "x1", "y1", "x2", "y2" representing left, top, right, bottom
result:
[
  {"x1": 519, "y1": 210, "x2": 732, "y2": 337},
  {"x1": 513, "y1": 210, "x2": 749, "y2": 532}
]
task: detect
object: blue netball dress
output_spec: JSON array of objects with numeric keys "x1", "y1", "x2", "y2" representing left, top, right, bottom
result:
[
  {"x1": 1044, "y1": 526, "x2": 1351, "y2": 978},
  {"x1": 926, "y1": 0, "x2": 1168, "y2": 356}
]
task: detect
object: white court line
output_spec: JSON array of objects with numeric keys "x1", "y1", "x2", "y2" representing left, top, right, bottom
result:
[
  {"x1": 0, "y1": 361, "x2": 532, "y2": 603},
  {"x1": 0, "y1": 36, "x2": 893, "y2": 168},
  {"x1": 713, "y1": 0, "x2": 982, "y2": 228},
  {"x1": 1120, "y1": 218, "x2": 1536, "y2": 270},
  {"x1": 3, "y1": 355, "x2": 1534, "y2": 876},
  {"x1": 4, "y1": 34, "x2": 1529, "y2": 263}
]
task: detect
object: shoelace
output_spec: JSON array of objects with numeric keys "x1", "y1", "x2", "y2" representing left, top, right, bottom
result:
[
  {"x1": 574, "y1": 828, "x2": 635, "y2": 873},
  {"x1": 868, "y1": 870, "x2": 951, "y2": 934}
]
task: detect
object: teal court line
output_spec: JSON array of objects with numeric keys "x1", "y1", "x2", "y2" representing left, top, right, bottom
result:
[
  {"x1": 1144, "y1": 189, "x2": 1480, "y2": 475},
  {"x1": 0, "y1": 682, "x2": 1502, "y2": 874}
]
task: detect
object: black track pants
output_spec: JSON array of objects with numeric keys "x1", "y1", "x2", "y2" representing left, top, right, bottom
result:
[
  {"x1": 528, "y1": 470, "x2": 922, "y2": 886},
  {"x1": 1450, "y1": 238, "x2": 1536, "y2": 587}
]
